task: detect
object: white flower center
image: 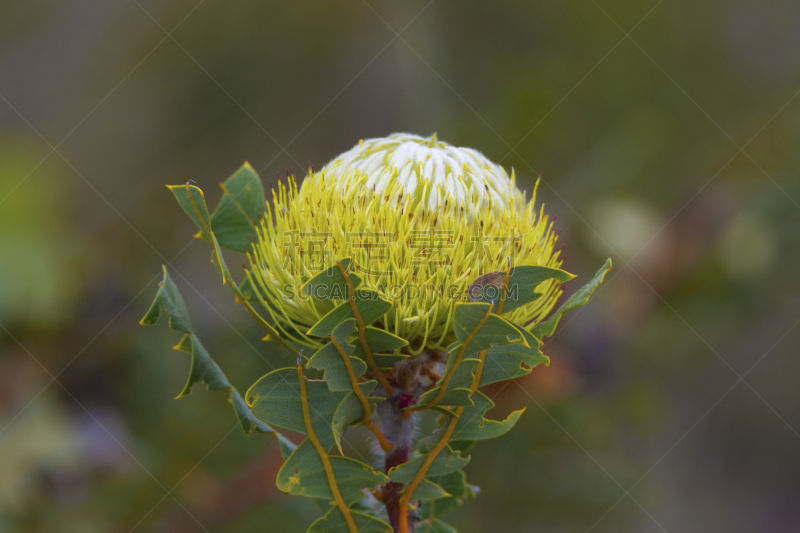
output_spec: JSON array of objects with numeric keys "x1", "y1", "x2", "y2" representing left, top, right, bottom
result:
[{"x1": 315, "y1": 133, "x2": 521, "y2": 214}]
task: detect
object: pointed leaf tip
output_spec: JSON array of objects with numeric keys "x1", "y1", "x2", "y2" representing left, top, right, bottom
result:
[{"x1": 531, "y1": 258, "x2": 612, "y2": 339}]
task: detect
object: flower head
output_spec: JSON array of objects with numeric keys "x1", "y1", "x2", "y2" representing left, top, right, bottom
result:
[{"x1": 248, "y1": 133, "x2": 565, "y2": 351}]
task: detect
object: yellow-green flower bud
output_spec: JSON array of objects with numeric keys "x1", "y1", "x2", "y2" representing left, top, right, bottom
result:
[{"x1": 248, "y1": 133, "x2": 565, "y2": 352}]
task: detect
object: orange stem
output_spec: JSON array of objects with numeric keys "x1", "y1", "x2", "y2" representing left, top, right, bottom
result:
[
  {"x1": 470, "y1": 349, "x2": 487, "y2": 394},
  {"x1": 496, "y1": 260, "x2": 512, "y2": 315},
  {"x1": 330, "y1": 336, "x2": 393, "y2": 452},
  {"x1": 297, "y1": 360, "x2": 358, "y2": 533},
  {"x1": 336, "y1": 262, "x2": 393, "y2": 395}
]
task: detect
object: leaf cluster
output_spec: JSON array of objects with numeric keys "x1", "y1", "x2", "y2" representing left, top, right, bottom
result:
[{"x1": 140, "y1": 165, "x2": 612, "y2": 532}]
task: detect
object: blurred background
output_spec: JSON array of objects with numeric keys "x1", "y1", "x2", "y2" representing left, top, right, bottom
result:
[{"x1": 1, "y1": 1, "x2": 799, "y2": 532}]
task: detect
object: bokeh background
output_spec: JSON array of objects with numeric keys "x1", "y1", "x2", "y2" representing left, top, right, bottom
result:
[{"x1": 2, "y1": 1, "x2": 800, "y2": 532}]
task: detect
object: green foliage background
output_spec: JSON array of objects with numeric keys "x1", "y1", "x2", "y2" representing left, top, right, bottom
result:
[{"x1": 1, "y1": 1, "x2": 800, "y2": 532}]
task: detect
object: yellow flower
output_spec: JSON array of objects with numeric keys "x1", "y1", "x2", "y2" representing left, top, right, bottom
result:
[{"x1": 247, "y1": 133, "x2": 565, "y2": 352}]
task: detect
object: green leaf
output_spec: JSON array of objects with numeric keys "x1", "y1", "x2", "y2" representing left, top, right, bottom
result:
[
  {"x1": 479, "y1": 328, "x2": 549, "y2": 387},
  {"x1": 168, "y1": 183, "x2": 236, "y2": 284},
  {"x1": 277, "y1": 439, "x2": 387, "y2": 506},
  {"x1": 302, "y1": 258, "x2": 362, "y2": 299},
  {"x1": 424, "y1": 388, "x2": 474, "y2": 408},
  {"x1": 331, "y1": 381, "x2": 382, "y2": 454},
  {"x1": 141, "y1": 266, "x2": 227, "y2": 397},
  {"x1": 388, "y1": 447, "x2": 470, "y2": 484},
  {"x1": 307, "y1": 291, "x2": 392, "y2": 338},
  {"x1": 432, "y1": 470, "x2": 471, "y2": 499},
  {"x1": 139, "y1": 266, "x2": 192, "y2": 334},
  {"x1": 350, "y1": 326, "x2": 409, "y2": 367},
  {"x1": 307, "y1": 506, "x2": 392, "y2": 533},
  {"x1": 417, "y1": 519, "x2": 458, "y2": 533},
  {"x1": 246, "y1": 368, "x2": 342, "y2": 450},
  {"x1": 230, "y1": 388, "x2": 296, "y2": 458},
  {"x1": 453, "y1": 303, "x2": 528, "y2": 358},
  {"x1": 419, "y1": 499, "x2": 464, "y2": 522},
  {"x1": 418, "y1": 471, "x2": 479, "y2": 522},
  {"x1": 447, "y1": 440, "x2": 475, "y2": 454},
  {"x1": 140, "y1": 266, "x2": 291, "y2": 447},
  {"x1": 362, "y1": 326, "x2": 409, "y2": 352},
  {"x1": 415, "y1": 358, "x2": 482, "y2": 408},
  {"x1": 342, "y1": 326, "x2": 409, "y2": 368},
  {"x1": 205, "y1": 163, "x2": 266, "y2": 252},
  {"x1": 531, "y1": 259, "x2": 612, "y2": 338},
  {"x1": 409, "y1": 478, "x2": 451, "y2": 500},
  {"x1": 425, "y1": 391, "x2": 524, "y2": 448},
  {"x1": 469, "y1": 265, "x2": 575, "y2": 314},
  {"x1": 168, "y1": 183, "x2": 213, "y2": 240},
  {"x1": 172, "y1": 333, "x2": 230, "y2": 397},
  {"x1": 246, "y1": 368, "x2": 377, "y2": 451},
  {"x1": 307, "y1": 320, "x2": 367, "y2": 392}
]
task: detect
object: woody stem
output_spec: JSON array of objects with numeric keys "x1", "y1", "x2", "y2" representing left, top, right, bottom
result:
[{"x1": 377, "y1": 394, "x2": 418, "y2": 533}]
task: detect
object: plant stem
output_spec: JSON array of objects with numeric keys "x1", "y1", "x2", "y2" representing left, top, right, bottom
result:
[
  {"x1": 330, "y1": 335, "x2": 393, "y2": 452},
  {"x1": 397, "y1": 349, "x2": 487, "y2": 533},
  {"x1": 377, "y1": 392, "x2": 418, "y2": 533},
  {"x1": 383, "y1": 443, "x2": 412, "y2": 532},
  {"x1": 296, "y1": 360, "x2": 357, "y2": 533},
  {"x1": 337, "y1": 261, "x2": 394, "y2": 395}
]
